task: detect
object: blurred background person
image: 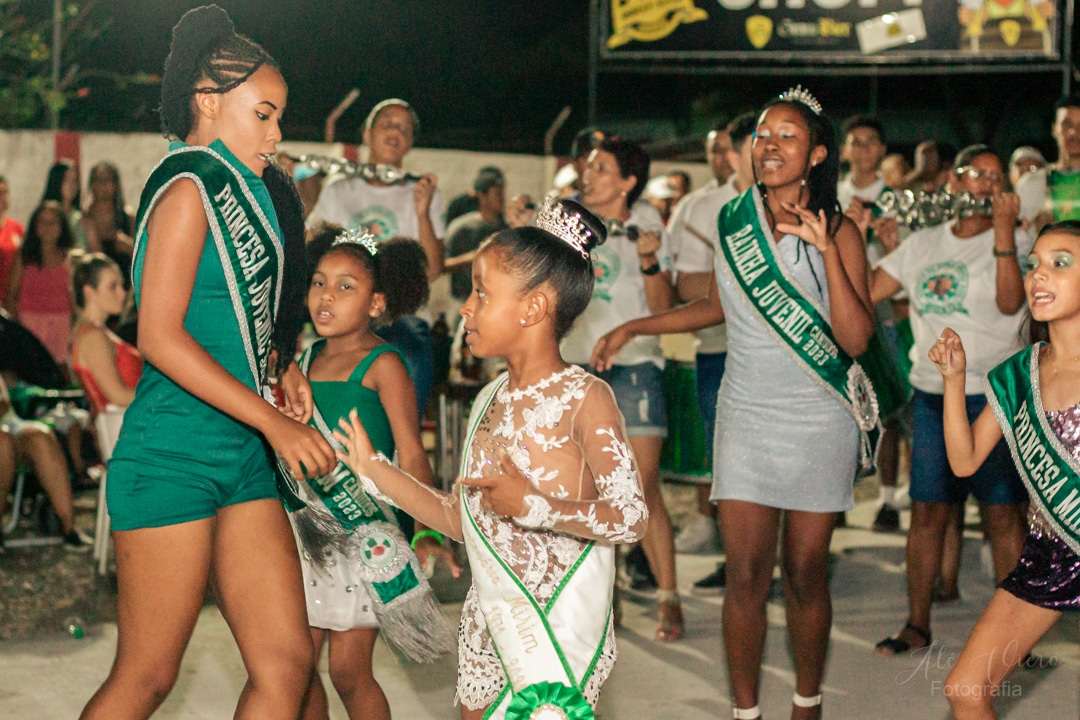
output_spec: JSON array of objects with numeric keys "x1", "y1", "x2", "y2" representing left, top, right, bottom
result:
[
  {"x1": 5, "y1": 201, "x2": 75, "y2": 365},
  {"x1": 0, "y1": 176, "x2": 24, "y2": 308}
]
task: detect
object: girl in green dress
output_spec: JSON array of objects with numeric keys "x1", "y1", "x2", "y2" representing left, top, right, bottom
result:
[{"x1": 293, "y1": 226, "x2": 456, "y2": 720}]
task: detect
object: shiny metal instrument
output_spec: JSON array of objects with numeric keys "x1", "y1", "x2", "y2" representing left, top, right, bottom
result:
[
  {"x1": 289, "y1": 155, "x2": 422, "y2": 185},
  {"x1": 876, "y1": 189, "x2": 993, "y2": 230}
]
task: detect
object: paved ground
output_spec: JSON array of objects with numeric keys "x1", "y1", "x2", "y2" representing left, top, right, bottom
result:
[{"x1": 2, "y1": 497, "x2": 1078, "y2": 719}]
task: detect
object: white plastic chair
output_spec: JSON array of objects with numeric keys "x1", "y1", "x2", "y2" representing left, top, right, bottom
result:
[{"x1": 93, "y1": 405, "x2": 125, "y2": 575}]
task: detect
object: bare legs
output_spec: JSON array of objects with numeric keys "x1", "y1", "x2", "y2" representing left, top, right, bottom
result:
[
  {"x1": 719, "y1": 500, "x2": 835, "y2": 719},
  {"x1": 80, "y1": 499, "x2": 314, "y2": 719},
  {"x1": 629, "y1": 434, "x2": 681, "y2": 639},
  {"x1": 882, "y1": 500, "x2": 1025, "y2": 656},
  {"x1": 301, "y1": 627, "x2": 390, "y2": 720},
  {"x1": 945, "y1": 590, "x2": 1060, "y2": 719},
  {"x1": 6, "y1": 424, "x2": 76, "y2": 534}
]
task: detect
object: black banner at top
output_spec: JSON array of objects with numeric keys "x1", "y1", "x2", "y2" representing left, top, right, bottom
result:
[{"x1": 599, "y1": 0, "x2": 1061, "y2": 62}]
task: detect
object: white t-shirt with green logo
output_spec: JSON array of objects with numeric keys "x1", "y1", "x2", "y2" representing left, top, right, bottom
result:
[
  {"x1": 876, "y1": 222, "x2": 1031, "y2": 394},
  {"x1": 670, "y1": 177, "x2": 734, "y2": 355},
  {"x1": 306, "y1": 176, "x2": 446, "y2": 243},
  {"x1": 561, "y1": 203, "x2": 673, "y2": 369}
]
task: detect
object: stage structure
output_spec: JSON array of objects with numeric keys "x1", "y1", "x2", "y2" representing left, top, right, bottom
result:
[{"x1": 589, "y1": 0, "x2": 1074, "y2": 121}]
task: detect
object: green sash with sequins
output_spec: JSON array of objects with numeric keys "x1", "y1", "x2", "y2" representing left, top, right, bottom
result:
[
  {"x1": 717, "y1": 187, "x2": 882, "y2": 475},
  {"x1": 133, "y1": 145, "x2": 306, "y2": 508},
  {"x1": 987, "y1": 344, "x2": 1080, "y2": 555},
  {"x1": 286, "y1": 344, "x2": 453, "y2": 663}
]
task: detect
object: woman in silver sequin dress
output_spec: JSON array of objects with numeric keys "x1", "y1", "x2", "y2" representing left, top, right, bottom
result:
[{"x1": 592, "y1": 91, "x2": 875, "y2": 720}]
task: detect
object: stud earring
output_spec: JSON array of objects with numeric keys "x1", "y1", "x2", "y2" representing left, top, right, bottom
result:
[{"x1": 520, "y1": 318, "x2": 527, "y2": 327}]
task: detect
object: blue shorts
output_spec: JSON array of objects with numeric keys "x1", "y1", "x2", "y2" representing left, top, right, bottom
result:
[
  {"x1": 910, "y1": 389, "x2": 1026, "y2": 506},
  {"x1": 695, "y1": 352, "x2": 727, "y2": 467},
  {"x1": 586, "y1": 362, "x2": 667, "y2": 437}
]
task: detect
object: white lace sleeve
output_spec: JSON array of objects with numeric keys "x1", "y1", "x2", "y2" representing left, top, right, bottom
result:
[
  {"x1": 355, "y1": 453, "x2": 464, "y2": 541},
  {"x1": 513, "y1": 382, "x2": 647, "y2": 543}
]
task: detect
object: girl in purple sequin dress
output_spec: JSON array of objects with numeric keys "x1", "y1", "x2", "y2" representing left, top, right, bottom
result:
[{"x1": 930, "y1": 220, "x2": 1080, "y2": 719}]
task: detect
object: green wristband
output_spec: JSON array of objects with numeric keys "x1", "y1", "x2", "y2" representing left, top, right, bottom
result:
[{"x1": 410, "y1": 529, "x2": 444, "y2": 549}]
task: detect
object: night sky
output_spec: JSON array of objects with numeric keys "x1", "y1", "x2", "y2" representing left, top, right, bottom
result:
[
  {"x1": 74, "y1": 0, "x2": 591, "y2": 153},
  {"x1": 55, "y1": 1, "x2": 1080, "y2": 158}
]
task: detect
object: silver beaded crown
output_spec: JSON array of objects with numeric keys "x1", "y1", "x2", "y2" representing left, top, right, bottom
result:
[
  {"x1": 534, "y1": 196, "x2": 592, "y2": 259},
  {"x1": 779, "y1": 85, "x2": 822, "y2": 116},
  {"x1": 332, "y1": 228, "x2": 379, "y2": 256}
]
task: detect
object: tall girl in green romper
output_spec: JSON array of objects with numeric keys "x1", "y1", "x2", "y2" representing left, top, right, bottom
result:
[{"x1": 80, "y1": 7, "x2": 335, "y2": 720}]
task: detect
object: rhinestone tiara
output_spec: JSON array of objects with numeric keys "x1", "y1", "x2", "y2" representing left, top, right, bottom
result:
[
  {"x1": 779, "y1": 85, "x2": 822, "y2": 116},
  {"x1": 332, "y1": 228, "x2": 379, "y2": 256},
  {"x1": 534, "y1": 196, "x2": 592, "y2": 259}
]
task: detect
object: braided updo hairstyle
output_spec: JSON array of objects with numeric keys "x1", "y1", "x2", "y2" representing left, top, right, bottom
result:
[
  {"x1": 486, "y1": 199, "x2": 607, "y2": 339},
  {"x1": 160, "y1": 4, "x2": 277, "y2": 140}
]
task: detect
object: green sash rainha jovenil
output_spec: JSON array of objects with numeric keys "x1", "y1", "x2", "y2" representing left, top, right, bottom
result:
[{"x1": 716, "y1": 187, "x2": 882, "y2": 475}]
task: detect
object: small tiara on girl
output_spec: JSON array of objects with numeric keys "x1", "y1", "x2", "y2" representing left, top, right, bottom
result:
[
  {"x1": 779, "y1": 85, "x2": 822, "y2": 116},
  {"x1": 332, "y1": 228, "x2": 379, "y2": 255},
  {"x1": 534, "y1": 196, "x2": 593, "y2": 259}
]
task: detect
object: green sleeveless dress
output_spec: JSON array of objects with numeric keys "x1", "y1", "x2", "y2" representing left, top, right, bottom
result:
[
  {"x1": 107, "y1": 139, "x2": 283, "y2": 531},
  {"x1": 308, "y1": 340, "x2": 398, "y2": 458},
  {"x1": 295, "y1": 341, "x2": 403, "y2": 630}
]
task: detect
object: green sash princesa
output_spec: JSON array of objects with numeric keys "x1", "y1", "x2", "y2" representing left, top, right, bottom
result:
[
  {"x1": 987, "y1": 344, "x2": 1080, "y2": 555},
  {"x1": 132, "y1": 143, "x2": 303, "y2": 504},
  {"x1": 716, "y1": 187, "x2": 882, "y2": 474},
  {"x1": 288, "y1": 344, "x2": 453, "y2": 662}
]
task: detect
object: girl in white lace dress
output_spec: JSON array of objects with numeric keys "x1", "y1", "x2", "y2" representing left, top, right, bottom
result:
[{"x1": 335, "y1": 198, "x2": 648, "y2": 720}]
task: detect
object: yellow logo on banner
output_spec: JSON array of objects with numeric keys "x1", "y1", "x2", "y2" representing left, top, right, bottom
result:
[
  {"x1": 999, "y1": 19, "x2": 1021, "y2": 46},
  {"x1": 746, "y1": 15, "x2": 773, "y2": 49},
  {"x1": 607, "y1": 0, "x2": 709, "y2": 49}
]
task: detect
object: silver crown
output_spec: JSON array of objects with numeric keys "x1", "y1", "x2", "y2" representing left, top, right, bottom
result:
[
  {"x1": 534, "y1": 196, "x2": 592, "y2": 259},
  {"x1": 332, "y1": 228, "x2": 379, "y2": 255},
  {"x1": 779, "y1": 85, "x2": 823, "y2": 116}
]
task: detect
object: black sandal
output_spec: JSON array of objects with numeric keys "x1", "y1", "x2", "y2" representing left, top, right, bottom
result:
[{"x1": 875, "y1": 623, "x2": 931, "y2": 656}]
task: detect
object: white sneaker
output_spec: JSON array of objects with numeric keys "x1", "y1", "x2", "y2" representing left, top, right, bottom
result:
[{"x1": 674, "y1": 514, "x2": 719, "y2": 554}]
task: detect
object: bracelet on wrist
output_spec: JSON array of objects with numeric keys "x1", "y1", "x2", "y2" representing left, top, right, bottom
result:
[
  {"x1": 410, "y1": 529, "x2": 444, "y2": 549},
  {"x1": 992, "y1": 247, "x2": 1017, "y2": 258},
  {"x1": 640, "y1": 262, "x2": 661, "y2": 276}
]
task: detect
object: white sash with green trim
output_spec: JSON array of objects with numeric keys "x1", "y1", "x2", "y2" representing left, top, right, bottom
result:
[
  {"x1": 287, "y1": 344, "x2": 453, "y2": 662},
  {"x1": 986, "y1": 344, "x2": 1080, "y2": 555},
  {"x1": 716, "y1": 187, "x2": 882, "y2": 474},
  {"x1": 460, "y1": 377, "x2": 611, "y2": 720}
]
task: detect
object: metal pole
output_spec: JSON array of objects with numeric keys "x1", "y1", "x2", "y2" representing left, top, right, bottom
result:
[
  {"x1": 50, "y1": 0, "x2": 61, "y2": 129},
  {"x1": 1062, "y1": 0, "x2": 1075, "y2": 96},
  {"x1": 543, "y1": 106, "x2": 572, "y2": 157},
  {"x1": 588, "y1": 0, "x2": 600, "y2": 127}
]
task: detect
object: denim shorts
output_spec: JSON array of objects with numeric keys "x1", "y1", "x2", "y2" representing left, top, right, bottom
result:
[
  {"x1": 695, "y1": 351, "x2": 727, "y2": 467},
  {"x1": 910, "y1": 389, "x2": 1026, "y2": 506},
  {"x1": 586, "y1": 362, "x2": 667, "y2": 437}
]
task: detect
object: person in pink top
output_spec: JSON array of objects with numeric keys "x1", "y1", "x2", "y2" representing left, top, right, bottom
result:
[
  {"x1": 4, "y1": 201, "x2": 75, "y2": 364},
  {"x1": 0, "y1": 177, "x2": 25, "y2": 306}
]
